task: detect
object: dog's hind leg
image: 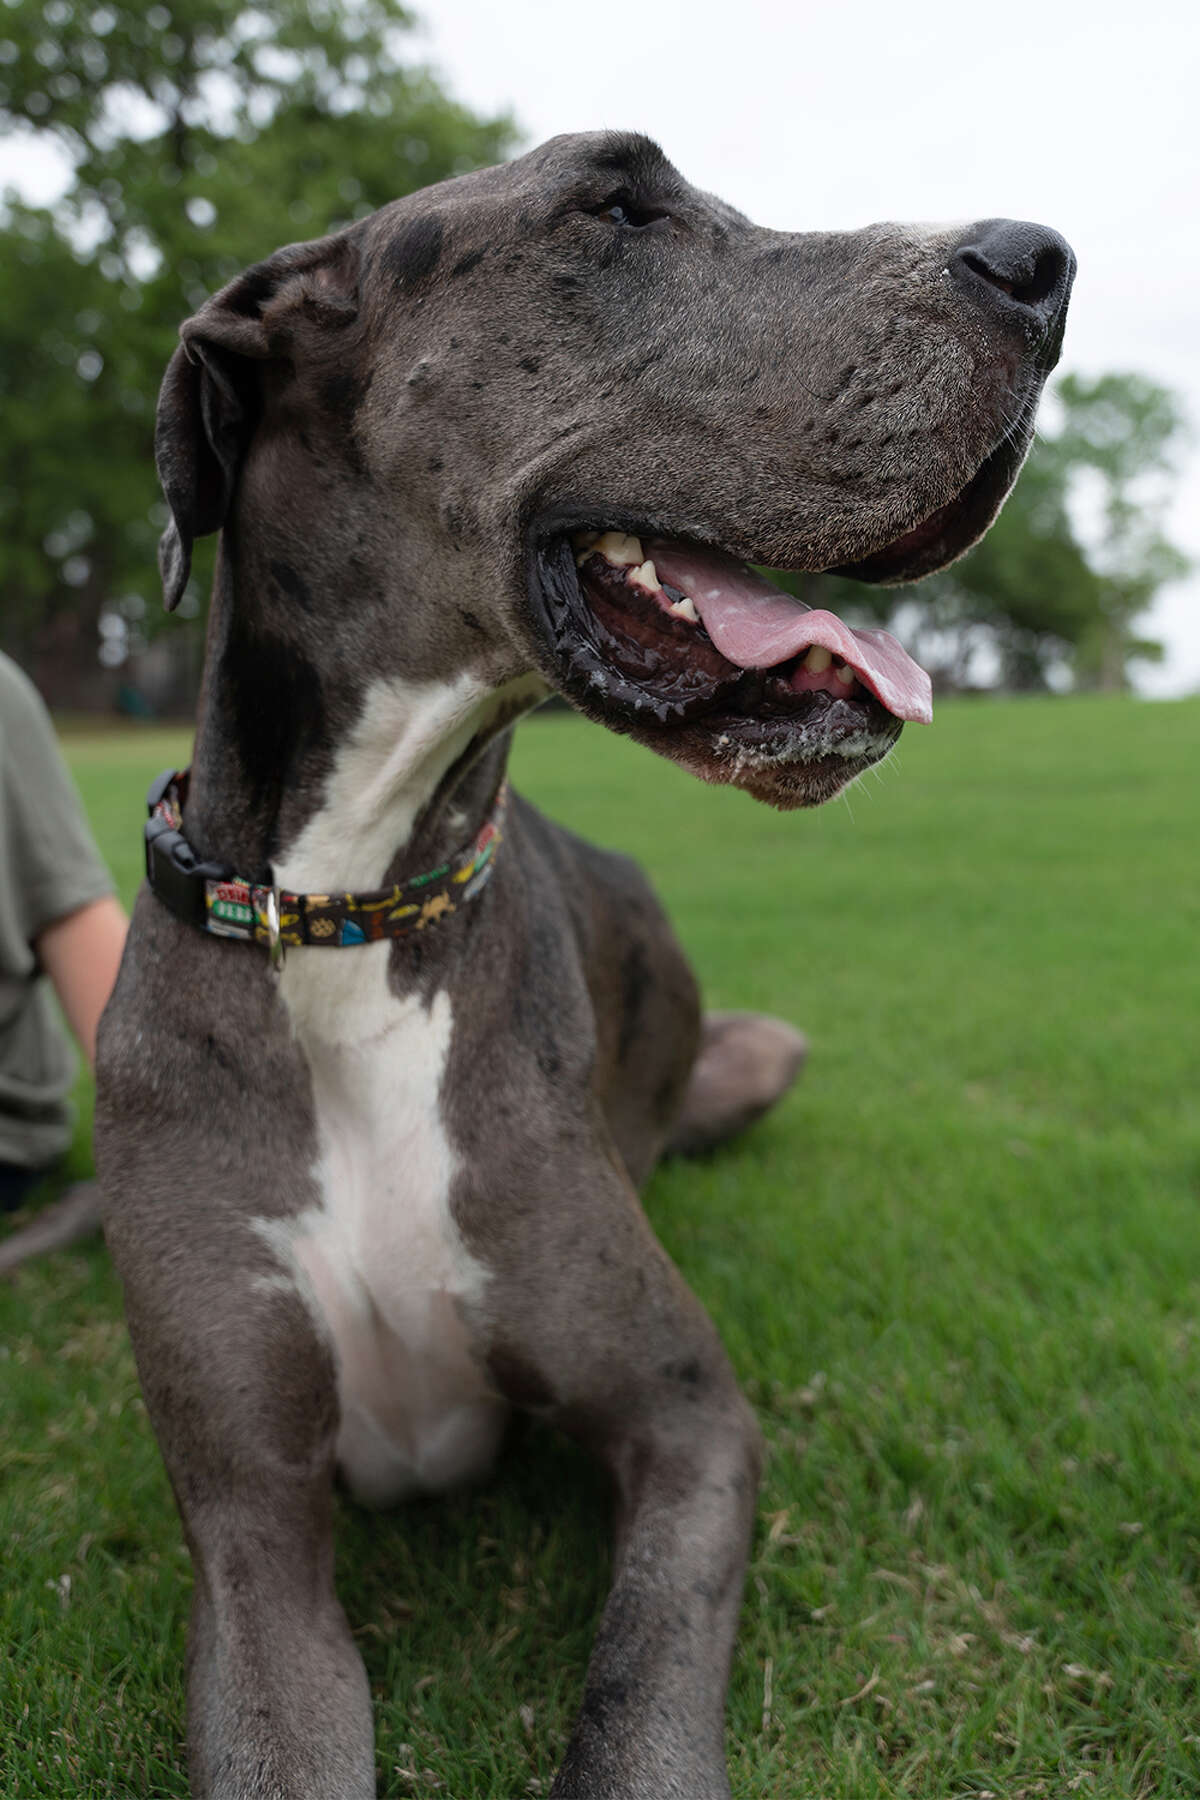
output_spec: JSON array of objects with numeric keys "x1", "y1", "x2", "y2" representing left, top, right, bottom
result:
[
  {"x1": 564, "y1": 829, "x2": 805, "y2": 1179},
  {"x1": 666, "y1": 1011, "x2": 807, "y2": 1157},
  {"x1": 108, "y1": 1216, "x2": 375, "y2": 1800}
]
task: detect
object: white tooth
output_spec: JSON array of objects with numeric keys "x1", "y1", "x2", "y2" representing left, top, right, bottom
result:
[
  {"x1": 571, "y1": 531, "x2": 600, "y2": 552},
  {"x1": 594, "y1": 530, "x2": 644, "y2": 567},
  {"x1": 630, "y1": 559, "x2": 662, "y2": 592},
  {"x1": 668, "y1": 595, "x2": 700, "y2": 623},
  {"x1": 803, "y1": 645, "x2": 833, "y2": 673},
  {"x1": 833, "y1": 660, "x2": 855, "y2": 685}
]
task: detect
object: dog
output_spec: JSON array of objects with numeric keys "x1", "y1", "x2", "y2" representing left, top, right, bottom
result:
[{"x1": 92, "y1": 131, "x2": 1074, "y2": 1798}]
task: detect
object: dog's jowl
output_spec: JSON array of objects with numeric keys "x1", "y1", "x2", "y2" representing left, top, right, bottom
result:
[{"x1": 95, "y1": 133, "x2": 1074, "y2": 1798}]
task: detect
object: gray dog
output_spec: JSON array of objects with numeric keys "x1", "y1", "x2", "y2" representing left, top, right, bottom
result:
[{"x1": 93, "y1": 132, "x2": 1073, "y2": 1798}]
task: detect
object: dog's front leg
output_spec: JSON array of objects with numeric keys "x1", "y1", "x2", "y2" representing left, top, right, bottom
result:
[
  {"x1": 109, "y1": 1214, "x2": 375, "y2": 1800},
  {"x1": 477, "y1": 1131, "x2": 762, "y2": 1800},
  {"x1": 552, "y1": 1388, "x2": 761, "y2": 1800}
]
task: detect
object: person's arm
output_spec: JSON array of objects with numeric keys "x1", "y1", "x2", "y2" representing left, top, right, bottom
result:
[
  {"x1": 0, "y1": 655, "x2": 128, "y2": 1070},
  {"x1": 34, "y1": 893, "x2": 127, "y2": 1070}
]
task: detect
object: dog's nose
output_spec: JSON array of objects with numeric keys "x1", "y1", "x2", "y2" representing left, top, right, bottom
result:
[{"x1": 949, "y1": 219, "x2": 1076, "y2": 360}]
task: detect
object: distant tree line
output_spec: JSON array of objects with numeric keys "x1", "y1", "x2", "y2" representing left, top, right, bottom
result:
[{"x1": 0, "y1": 1, "x2": 1189, "y2": 708}]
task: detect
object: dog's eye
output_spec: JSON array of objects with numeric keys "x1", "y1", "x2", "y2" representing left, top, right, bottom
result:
[{"x1": 589, "y1": 194, "x2": 668, "y2": 231}]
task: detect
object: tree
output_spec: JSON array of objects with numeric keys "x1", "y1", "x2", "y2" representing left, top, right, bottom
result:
[
  {"x1": 1049, "y1": 373, "x2": 1189, "y2": 691},
  {"x1": 0, "y1": 0, "x2": 515, "y2": 704}
]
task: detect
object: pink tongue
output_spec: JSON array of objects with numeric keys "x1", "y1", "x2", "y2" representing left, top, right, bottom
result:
[{"x1": 649, "y1": 541, "x2": 933, "y2": 724}]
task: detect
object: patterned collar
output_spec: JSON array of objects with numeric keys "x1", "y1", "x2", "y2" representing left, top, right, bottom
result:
[{"x1": 144, "y1": 767, "x2": 507, "y2": 967}]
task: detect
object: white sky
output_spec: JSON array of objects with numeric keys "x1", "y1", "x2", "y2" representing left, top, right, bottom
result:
[
  {"x1": 3, "y1": 0, "x2": 1197, "y2": 692},
  {"x1": 414, "y1": 0, "x2": 1200, "y2": 695}
]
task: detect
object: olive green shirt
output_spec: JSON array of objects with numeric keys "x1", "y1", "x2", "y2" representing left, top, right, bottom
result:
[{"x1": 0, "y1": 653, "x2": 113, "y2": 1168}]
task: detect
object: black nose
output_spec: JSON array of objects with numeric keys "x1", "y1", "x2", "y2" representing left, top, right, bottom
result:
[{"x1": 950, "y1": 219, "x2": 1076, "y2": 361}]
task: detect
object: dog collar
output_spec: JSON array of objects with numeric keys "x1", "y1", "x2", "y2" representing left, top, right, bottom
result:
[{"x1": 145, "y1": 768, "x2": 507, "y2": 966}]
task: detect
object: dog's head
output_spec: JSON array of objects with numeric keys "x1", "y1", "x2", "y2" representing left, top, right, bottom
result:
[{"x1": 157, "y1": 130, "x2": 1074, "y2": 810}]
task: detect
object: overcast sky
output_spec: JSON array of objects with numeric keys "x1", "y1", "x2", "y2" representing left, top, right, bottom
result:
[
  {"x1": 3, "y1": 0, "x2": 1196, "y2": 693},
  {"x1": 412, "y1": 0, "x2": 1200, "y2": 695}
]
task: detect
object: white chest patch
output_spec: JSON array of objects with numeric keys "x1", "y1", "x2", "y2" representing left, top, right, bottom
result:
[
  {"x1": 247, "y1": 669, "x2": 543, "y2": 1505},
  {"x1": 261, "y1": 965, "x2": 506, "y2": 1506}
]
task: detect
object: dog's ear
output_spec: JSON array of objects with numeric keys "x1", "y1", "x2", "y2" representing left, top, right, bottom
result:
[{"x1": 155, "y1": 232, "x2": 360, "y2": 611}]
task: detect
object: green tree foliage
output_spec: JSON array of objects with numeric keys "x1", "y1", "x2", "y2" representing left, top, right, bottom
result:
[
  {"x1": 1050, "y1": 372, "x2": 1190, "y2": 690},
  {"x1": 0, "y1": 0, "x2": 514, "y2": 697}
]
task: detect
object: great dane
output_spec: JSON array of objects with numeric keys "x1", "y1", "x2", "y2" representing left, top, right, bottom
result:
[{"x1": 93, "y1": 132, "x2": 1074, "y2": 1797}]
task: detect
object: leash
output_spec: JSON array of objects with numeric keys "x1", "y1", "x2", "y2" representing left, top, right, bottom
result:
[{"x1": 144, "y1": 768, "x2": 507, "y2": 969}]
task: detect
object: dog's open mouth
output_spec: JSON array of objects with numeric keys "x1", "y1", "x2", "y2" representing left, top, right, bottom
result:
[
  {"x1": 526, "y1": 524, "x2": 925, "y2": 804},
  {"x1": 572, "y1": 531, "x2": 932, "y2": 724},
  {"x1": 525, "y1": 416, "x2": 1038, "y2": 804},
  {"x1": 526, "y1": 419, "x2": 1038, "y2": 807},
  {"x1": 532, "y1": 522, "x2": 930, "y2": 753}
]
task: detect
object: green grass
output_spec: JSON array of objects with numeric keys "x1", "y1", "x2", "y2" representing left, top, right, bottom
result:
[{"x1": 3, "y1": 695, "x2": 1199, "y2": 1798}]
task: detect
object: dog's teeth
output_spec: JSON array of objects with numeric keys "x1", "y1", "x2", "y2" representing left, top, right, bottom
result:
[
  {"x1": 630, "y1": 559, "x2": 662, "y2": 593},
  {"x1": 593, "y1": 531, "x2": 644, "y2": 567},
  {"x1": 802, "y1": 645, "x2": 833, "y2": 672},
  {"x1": 668, "y1": 595, "x2": 699, "y2": 623},
  {"x1": 833, "y1": 660, "x2": 855, "y2": 685},
  {"x1": 571, "y1": 531, "x2": 600, "y2": 551}
]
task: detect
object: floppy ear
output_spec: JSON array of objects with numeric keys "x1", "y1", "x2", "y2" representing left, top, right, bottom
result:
[{"x1": 155, "y1": 232, "x2": 360, "y2": 611}]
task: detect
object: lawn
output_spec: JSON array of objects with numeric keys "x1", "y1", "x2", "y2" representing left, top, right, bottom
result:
[{"x1": 2, "y1": 694, "x2": 1199, "y2": 1798}]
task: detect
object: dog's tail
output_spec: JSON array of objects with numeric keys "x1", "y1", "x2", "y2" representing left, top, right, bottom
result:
[{"x1": 0, "y1": 1180, "x2": 104, "y2": 1275}]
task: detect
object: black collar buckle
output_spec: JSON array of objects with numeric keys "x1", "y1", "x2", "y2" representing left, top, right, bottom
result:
[{"x1": 145, "y1": 772, "x2": 231, "y2": 933}]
